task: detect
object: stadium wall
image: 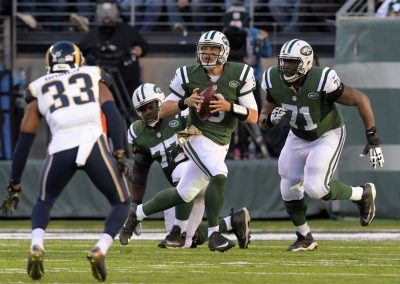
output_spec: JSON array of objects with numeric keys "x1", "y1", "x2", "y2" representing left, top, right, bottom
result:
[
  {"x1": 334, "y1": 17, "x2": 400, "y2": 218},
  {"x1": 0, "y1": 159, "x2": 328, "y2": 219}
]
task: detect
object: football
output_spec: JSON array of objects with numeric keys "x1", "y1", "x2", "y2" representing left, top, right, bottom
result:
[{"x1": 196, "y1": 86, "x2": 216, "y2": 121}]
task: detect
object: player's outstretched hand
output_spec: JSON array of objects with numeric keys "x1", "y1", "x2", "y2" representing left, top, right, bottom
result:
[
  {"x1": 0, "y1": 181, "x2": 21, "y2": 216},
  {"x1": 113, "y1": 150, "x2": 133, "y2": 178}
]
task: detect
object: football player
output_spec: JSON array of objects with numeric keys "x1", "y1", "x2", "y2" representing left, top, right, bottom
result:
[
  {"x1": 119, "y1": 30, "x2": 257, "y2": 252},
  {"x1": 121, "y1": 82, "x2": 252, "y2": 249},
  {"x1": 125, "y1": 82, "x2": 201, "y2": 248},
  {"x1": 0, "y1": 41, "x2": 131, "y2": 281},
  {"x1": 259, "y1": 39, "x2": 384, "y2": 251}
]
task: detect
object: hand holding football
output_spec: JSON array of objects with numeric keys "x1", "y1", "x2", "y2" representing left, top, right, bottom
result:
[{"x1": 196, "y1": 86, "x2": 216, "y2": 121}]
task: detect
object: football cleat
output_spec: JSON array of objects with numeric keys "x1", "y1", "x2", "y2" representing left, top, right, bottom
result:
[
  {"x1": 189, "y1": 229, "x2": 206, "y2": 248},
  {"x1": 119, "y1": 203, "x2": 141, "y2": 245},
  {"x1": 354, "y1": 183, "x2": 376, "y2": 226},
  {"x1": 287, "y1": 232, "x2": 318, "y2": 251},
  {"x1": 208, "y1": 231, "x2": 235, "y2": 252},
  {"x1": 158, "y1": 225, "x2": 186, "y2": 248},
  {"x1": 27, "y1": 245, "x2": 44, "y2": 280},
  {"x1": 230, "y1": 207, "x2": 251, "y2": 248},
  {"x1": 87, "y1": 247, "x2": 106, "y2": 282}
]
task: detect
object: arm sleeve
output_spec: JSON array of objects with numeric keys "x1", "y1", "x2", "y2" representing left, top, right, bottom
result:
[
  {"x1": 10, "y1": 132, "x2": 36, "y2": 183},
  {"x1": 324, "y1": 69, "x2": 344, "y2": 102},
  {"x1": 101, "y1": 101, "x2": 124, "y2": 150}
]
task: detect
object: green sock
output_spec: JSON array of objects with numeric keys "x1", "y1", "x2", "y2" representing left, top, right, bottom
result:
[
  {"x1": 194, "y1": 223, "x2": 208, "y2": 245},
  {"x1": 143, "y1": 187, "x2": 185, "y2": 216},
  {"x1": 204, "y1": 175, "x2": 226, "y2": 227},
  {"x1": 284, "y1": 199, "x2": 307, "y2": 226},
  {"x1": 322, "y1": 180, "x2": 353, "y2": 200},
  {"x1": 175, "y1": 199, "x2": 194, "y2": 221}
]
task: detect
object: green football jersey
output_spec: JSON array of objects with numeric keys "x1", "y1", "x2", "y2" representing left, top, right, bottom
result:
[
  {"x1": 127, "y1": 114, "x2": 187, "y2": 183},
  {"x1": 170, "y1": 62, "x2": 256, "y2": 145},
  {"x1": 265, "y1": 66, "x2": 344, "y2": 141}
]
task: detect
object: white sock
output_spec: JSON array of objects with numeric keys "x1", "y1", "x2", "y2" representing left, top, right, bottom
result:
[
  {"x1": 95, "y1": 233, "x2": 113, "y2": 255},
  {"x1": 185, "y1": 200, "x2": 205, "y2": 241},
  {"x1": 174, "y1": 219, "x2": 189, "y2": 232},
  {"x1": 350, "y1": 186, "x2": 364, "y2": 201},
  {"x1": 163, "y1": 207, "x2": 175, "y2": 233},
  {"x1": 208, "y1": 226, "x2": 219, "y2": 238},
  {"x1": 223, "y1": 216, "x2": 233, "y2": 231},
  {"x1": 295, "y1": 223, "x2": 310, "y2": 236},
  {"x1": 31, "y1": 228, "x2": 45, "y2": 251},
  {"x1": 136, "y1": 204, "x2": 147, "y2": 221}
]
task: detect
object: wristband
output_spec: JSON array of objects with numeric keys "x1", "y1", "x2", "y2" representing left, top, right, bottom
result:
[
  {"x1": 265, "y1": 113, "x2": 274, "y2": 128},
  {"x1": 366, "y1": 126, "x2": 380, "y2": 145},
  {"x1": 230, "y1": 103, "x2": 249, "y2": 121},
  {"x1": 178, "y1": 98, "x2": 188, "y2": 110}
]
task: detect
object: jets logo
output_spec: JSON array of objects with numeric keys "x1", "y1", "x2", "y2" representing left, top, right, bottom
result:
[
  {"x1": 154, "y1": 86, "x2": 163, "y2": 93},
  {"x1": 169, "y1": 120, "x2": 179, "y2": 128},
  {"x1": 300, "y1": 46, "x2": 312, "y2": 56},
  {"x1": 307, "y1": 92, "x2": 319, "y2": 99},
  {"x1": 229, "y1": 81, "x2": 240, "y2": 88}
]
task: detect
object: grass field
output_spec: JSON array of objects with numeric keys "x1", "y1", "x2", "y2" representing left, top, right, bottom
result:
[{"x1": 1, "y1": 219, "x2": 400, "y2": 284}]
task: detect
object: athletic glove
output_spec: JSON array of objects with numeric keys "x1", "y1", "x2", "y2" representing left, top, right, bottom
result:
[
  {"x1": 260, "y1": 107, "x2": 287, "y2": 129},
  {"x1": 0, "y1": 181, "x2": 21, "y2": 216},
  {"x1": 113, "y1": 151, "x2": 133, "y2": 178},
  {"x1": 360, "y1": 126, "x2": 384, "y2": 169}
]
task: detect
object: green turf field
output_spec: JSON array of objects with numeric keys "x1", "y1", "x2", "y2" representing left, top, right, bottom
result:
[{"x1": 1, "y1": 219, "x2": 399, "y2": 283}]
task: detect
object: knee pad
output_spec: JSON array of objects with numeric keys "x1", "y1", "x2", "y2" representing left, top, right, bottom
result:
[{"x1": 303, "y1": 181, "x2": 329, "y2": 199}]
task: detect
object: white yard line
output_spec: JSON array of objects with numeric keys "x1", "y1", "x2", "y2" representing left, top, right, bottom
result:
[{"x1": 0, "y1": 231, "x2": 399, "y2": 241}]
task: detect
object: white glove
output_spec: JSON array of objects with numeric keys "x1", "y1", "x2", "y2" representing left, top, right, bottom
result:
[
  {"x1": 270, "y1": 107, "x2": 287, "y2": 125},
  {"x1": 359, "y1": 126, "x2": 384, "y2": 169},
  {"x1": 360, "y1": 145, "x2": 384, "y2": 169}
]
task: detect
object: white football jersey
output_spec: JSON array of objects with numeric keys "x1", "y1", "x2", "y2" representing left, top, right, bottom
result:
[{"x1": 26, "y1": 66, "x2": 105, "y2": 154}]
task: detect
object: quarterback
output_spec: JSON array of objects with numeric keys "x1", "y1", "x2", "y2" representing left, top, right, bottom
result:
[
  {"x1": 119, "y1": 30, "x2": 257, "y2": 252},
  {"x1": 0, "y1": 41, "x2": 131, "y2": 281},
  {"x1": 259, "y1": 39, "x2": 384, "y2": 251}
]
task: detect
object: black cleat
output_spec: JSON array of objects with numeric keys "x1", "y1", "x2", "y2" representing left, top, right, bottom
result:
[
  {"x1": 287, "y1": 232, "x2": 318, "y2": 251},
  {"x1": 27, "y1": 245, "x2": 44, "y2": 280},
  {"x1": 87, "y1": 247, "x2": 106, "y2": 282},
  {"x1": 230, "y1": 207, "x2": 251, "y2": 248},
  {"x1": 354, "y1": 183, "x2": 377, "y2": 226},
  {"x1": 158, "y1": 225, "x2": 186, "y2": 248},
  {"x1": 119, "y1": 203, "x2": 141, "y2": 245},
  {"x1": 208, "y1": 231, "x2": 235, "y2": 252},
  {"x1": 190, "y1": 229, "x2": 206, "y2": 248}
]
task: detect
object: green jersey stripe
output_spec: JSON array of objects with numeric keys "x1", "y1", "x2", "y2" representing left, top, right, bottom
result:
[
  {"x1": 179, "y1": 67, "x2": 187, "y2": 84},
  {"x1": 239, "y1": 64, "x2": 249, "y2": 81},
  {"x1": 128, "y1": 124, "x2": 137, "y2": 139},
  {"x1": 169, "y1": 87, "x2": 184, "y2": 99},
  {"x1": 319, "y1": 68, "x2": 332, "y2": 93},
  {"x1": 184, "y1": 141, "x2": 212, "y2": 177},
  {"x1": 182, "y1": 66, "x2": 189, "y2": 84},
  {"x1": 317, "y1": 67, "x2": 330, "y2": 92}
]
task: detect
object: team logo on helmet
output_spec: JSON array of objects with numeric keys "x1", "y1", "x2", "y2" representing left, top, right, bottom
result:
[{"x1": 300, "y1": 46, "x2": 312, "y2": 56}]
